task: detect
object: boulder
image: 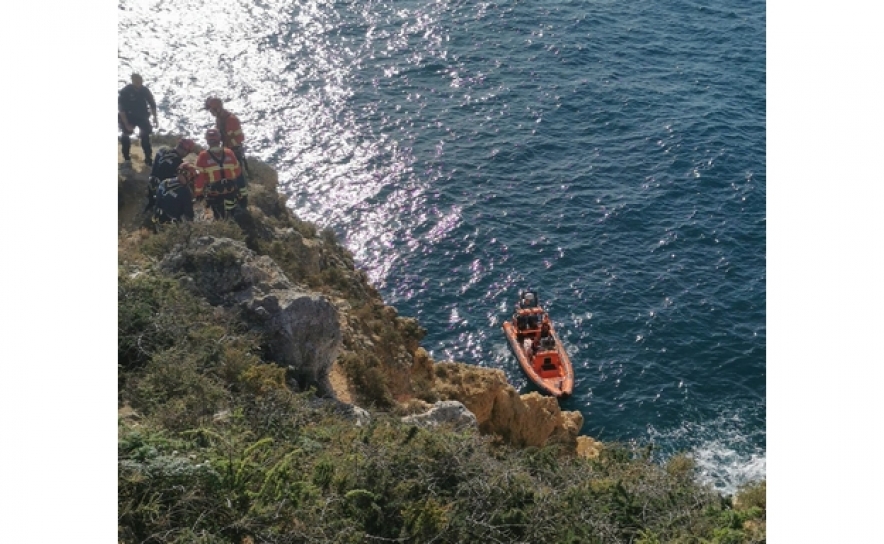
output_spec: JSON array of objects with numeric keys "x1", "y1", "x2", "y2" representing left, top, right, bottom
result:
[
  {"x1": 160, "y1": 235, "x2": 342, "y2": 395},
  {"x1": 401, "y1": 400, "x2": 478, "y2": 431},
  {"x1": 576, "y1": 436, "x2": 603, "y2": 459}
]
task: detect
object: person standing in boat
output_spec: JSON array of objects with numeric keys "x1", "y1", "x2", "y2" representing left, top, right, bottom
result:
[
  {"x1": 516, "y1": 311, "x2": 527, "y2": 330},
  {"x1": 539, "y1": 320, "x2": 555, "y2": 350},
  {"x1": 516, "y1": 292, "x2": 533, "y2": 329},
  {"x1": 520, "y1": 292, "x2": 540, "y2": 328}
]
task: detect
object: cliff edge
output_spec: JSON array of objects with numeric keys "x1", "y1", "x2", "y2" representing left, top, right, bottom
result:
[{"x1": 118, "y1": 136, "x2": 586, "y2": 452}]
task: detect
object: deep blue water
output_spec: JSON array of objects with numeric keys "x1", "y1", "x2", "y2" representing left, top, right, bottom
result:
[{"x1": 119, "y1": 0, "x2": 765, "y2": 493}]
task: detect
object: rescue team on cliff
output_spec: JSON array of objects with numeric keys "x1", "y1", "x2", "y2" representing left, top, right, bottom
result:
[{"x1": 118, "y1": 72, "x2": 252, "y2": 230}]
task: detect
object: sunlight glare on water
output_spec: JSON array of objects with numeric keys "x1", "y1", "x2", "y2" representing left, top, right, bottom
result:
[{"x1": 121, "y1": 0, "x2": 430, "y2": 292}]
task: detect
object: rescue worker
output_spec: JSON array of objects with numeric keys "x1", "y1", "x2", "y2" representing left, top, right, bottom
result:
[
  {"x1": 145, "y1": 138, "x2": 196, "y2": 212},
  {"x1": 195, "y1": 128, "x2": 241, "y2": 220},
  {"x1": 205, "y1": 97, "x2": 250, "y2": 207},
  {"x1": 118, "y1": 73, "x2": 158, "y2": 167},
  {"x1": 539, "y1": 321, "x2": 554, "y2": 350},
  {"x1": 152, "y1": 163, "x2": 197, "y2": 230}
]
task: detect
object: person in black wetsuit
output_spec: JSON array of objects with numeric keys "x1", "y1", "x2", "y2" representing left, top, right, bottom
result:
[
  {"x1": 118, "y1": 73, "x2": 158, "y2": 166},
  {"x1": 145, "y1": 138, "x2": 196, "y2": 212},
  {"x1": 152, "y1": 163, "x2": 197, "y2": 230}
]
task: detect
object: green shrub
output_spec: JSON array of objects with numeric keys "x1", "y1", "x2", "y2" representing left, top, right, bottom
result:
[
  {"x1": 402, "y1": 497, "x2": 451, "y2": 541},
  {"x1": 734, "y1": 480, "x2": 766, "y2": 511},
  {"x1": 118, "y1": 271, "x2": 213, "y2": 371},
  {"x1": 257, "y1": 239, "x2": 307, "y2": 282},
  {"x1": 140, "y1": 220, "x2": 246, "y2": 260},
  {"x1": 237, "y1": 362, "x2": 287, "y2": 395},
  {"x1": 712, "y1": 527, "x2": 747, "y2": 544},
  {"x1": 340, "y1": 352, "x2": 394, "y2": 409},
  {"x1": 666, "y1": 452, "x2": 696, "y2": 479},
  {"x1": 129, "y1": 347, "x2": 230, "y2": 430}
]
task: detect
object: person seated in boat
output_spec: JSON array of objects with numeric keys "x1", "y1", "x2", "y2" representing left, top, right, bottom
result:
[
  {"x1": 523, "y1": 337, "x2": 535, "y2": 357},
  {"x1": 526, "y1": 312, "x2": 539, "y2": 329},
  {"x1": 539, "y1": 321, "x2": 554, "y2": 350}
]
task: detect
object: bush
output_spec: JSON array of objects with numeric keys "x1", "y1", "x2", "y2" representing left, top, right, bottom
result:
[
  {"x1": 140, "y1": 220, "x2": 246, "y2": 261},
  {"x1": 734, "y1": 480, "x2": 766, "y2": 511},
  {"x1": 340, "y1": 352, "x2": 394, "y2": 409},
  {"x1": 118, "y1": 272, "x2": 185, "y2": 370},
  {"x1": 666, "y1": 452, "x2": 696, "y2": 480},
  {"x1": 119, "y1": 394, "x2": 741, "y2": 543}
]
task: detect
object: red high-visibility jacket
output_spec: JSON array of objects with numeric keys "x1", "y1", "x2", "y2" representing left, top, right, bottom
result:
[
  {"x1": 216, "y1": 110, "x2": 245, "y2": 148},
  {"x1": 195, "y1": 147, "x2": 241, "y2": 197}
]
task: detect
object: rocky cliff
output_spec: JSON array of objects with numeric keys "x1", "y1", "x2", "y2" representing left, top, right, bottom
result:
[{"x1": 118, "y1": 137, "x2": 589, "y2": 453}]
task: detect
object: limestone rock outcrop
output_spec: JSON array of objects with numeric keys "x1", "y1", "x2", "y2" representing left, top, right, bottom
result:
[
  {"x1": 576, "y1": 436, "x2": 603, "y2": 459},
  {"x1": 401, "y1": 400, "x2": 478, "y2": 431},
  {"x1": 160, "y1": 235, "x2": 342, "y2": 395},
  {"x1": 431, "y1": 362, "x2": 583, "y2": 448}
]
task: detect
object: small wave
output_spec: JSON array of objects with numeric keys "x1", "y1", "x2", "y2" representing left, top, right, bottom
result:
[
  {"x1": 691, "y1": 440, "x2": 766, "y2": 495},
  {"x1": 647, "y1": 409, "x2": 765, "y2": 495}
]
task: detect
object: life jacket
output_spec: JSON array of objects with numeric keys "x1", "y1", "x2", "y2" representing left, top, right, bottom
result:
[{"x1": 195, "y1": 147, "x2": 241, "y2": 197}]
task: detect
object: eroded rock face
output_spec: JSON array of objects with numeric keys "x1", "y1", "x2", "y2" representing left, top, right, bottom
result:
[
  {"x1": 160, "y1": 236, "x2": 342, "y2": 395},
  {"x1": 432, "y1": 362, "x2": 583, "y2": 448},
  {"x1": 401, "y1": 400, "x2": 478, "y2": 431}
]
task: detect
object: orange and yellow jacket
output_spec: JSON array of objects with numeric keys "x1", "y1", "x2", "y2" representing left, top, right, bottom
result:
[
  {"x1": 194, "y1": 147, "x2": 242, "y2": 197},
  {"x1": 216, "y1": 110, "x2": 245, "y2": 148}
]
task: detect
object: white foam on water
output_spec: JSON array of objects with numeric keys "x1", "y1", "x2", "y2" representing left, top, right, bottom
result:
[
  {"x1": 647, "y1": 408, "x2": 766, "y2": 496},
  {"x1": 691, "y1": 440, "x2": 766, "y2": 496}
]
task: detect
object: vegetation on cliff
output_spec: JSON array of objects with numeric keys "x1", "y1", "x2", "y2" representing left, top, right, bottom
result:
[{"x1": 118, "y1": 138, "x2": 765, "y2": 543}]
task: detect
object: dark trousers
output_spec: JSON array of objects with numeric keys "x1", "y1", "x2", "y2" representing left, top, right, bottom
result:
[
  {"x1": 207, "y1": 197, "x2": 226, "y2": 220},
  {"x1": 206, "y1": 195, "x2": 238, "y2": 220},
  {"x1": 119, "y1": 114, "x2": 153, "y2": 161},
  {"x1": 234, "y1": 173, "x2": 248, "y2": 209},
  {"x1": 228, "y1": 148, "x2": 250, "y2": 209}
]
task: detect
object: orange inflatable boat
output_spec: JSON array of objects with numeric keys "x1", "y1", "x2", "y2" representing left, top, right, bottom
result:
[{"x1": 502, "y1": 290, "x2": 574, "y2": 398}]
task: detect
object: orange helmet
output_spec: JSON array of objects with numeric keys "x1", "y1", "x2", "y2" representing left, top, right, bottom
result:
[
  {"x1": 205, "y1": 97, "x2": 223, "y2": 111},
  {"x1": 177, "y1": 163, "x2": 199, "y2": 180},
  {"x1": 176, "y1": 138, "x2": 196, "y2": 153}
]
